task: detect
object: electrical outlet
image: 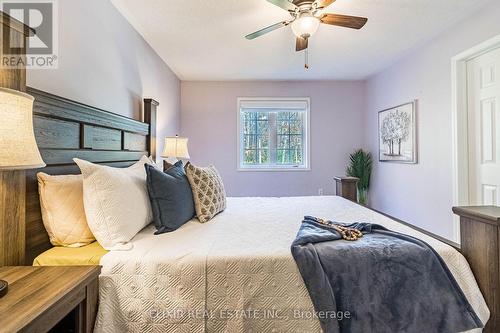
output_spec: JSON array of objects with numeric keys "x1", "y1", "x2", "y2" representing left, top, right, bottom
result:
[{"x1": 318, "y1": 188, "x2": 324, "y2": 196}]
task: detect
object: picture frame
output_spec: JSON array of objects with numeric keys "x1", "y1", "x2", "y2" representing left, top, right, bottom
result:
[{"x1": 378, "y1": 101, "x2": 417, "y2": 163}]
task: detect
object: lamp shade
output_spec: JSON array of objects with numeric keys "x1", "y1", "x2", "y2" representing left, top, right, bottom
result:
[
  {"x1": 291, "y1": 13, "x2": 320, "y2": 38},
  {"x1": 161, "y1": 136, "x2": 190, "y2": 159},
  {"x1": 0, "y1": 87, "x2": 45, "y2": 170}
]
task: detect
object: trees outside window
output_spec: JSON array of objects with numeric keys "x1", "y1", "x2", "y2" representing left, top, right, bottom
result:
[{"x1": 238, "y1": 98, "x2": 310, "y2": 170}]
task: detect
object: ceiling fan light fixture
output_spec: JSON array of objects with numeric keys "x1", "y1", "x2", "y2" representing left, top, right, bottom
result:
[{"x1": 291, "y1": 13, "x2": 320, "y2": 38}]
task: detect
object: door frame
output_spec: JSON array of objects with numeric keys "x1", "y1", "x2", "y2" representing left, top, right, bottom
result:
[{"x1": 451, "y1": 34, "x2": 500, "y2": 242}]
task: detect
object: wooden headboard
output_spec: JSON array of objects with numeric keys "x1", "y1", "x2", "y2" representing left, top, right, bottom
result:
[{"x1": 24, "y1": 87, "x2": 158, "y2": 264}]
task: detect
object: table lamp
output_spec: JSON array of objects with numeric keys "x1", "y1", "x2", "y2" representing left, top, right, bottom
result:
[
  {"x1": 0, "y1": 87, "x2": 45, "y2": 297},
  {"x1": 161, "y1": 135, "x2": 190, "y2": 170},
  {"x1": 0, "y1": 87, "x2": 45, "y2": 169}
]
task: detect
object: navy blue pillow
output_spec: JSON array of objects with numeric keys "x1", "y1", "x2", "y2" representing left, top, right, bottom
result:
[{"x1": 145, "y1": 161, "x2": 195, "y2": 235}]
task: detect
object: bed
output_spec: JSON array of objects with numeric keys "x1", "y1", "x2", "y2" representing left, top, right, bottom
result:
[
  {"x1": 32, "y1": 196, "x2": 489, "y2": 332},
  {"x1": 20, "y1": 88, "x2": 494, "y2": 332},
  {"x1": 91, "y1": 196, "x2": 489, "y2": 332}
]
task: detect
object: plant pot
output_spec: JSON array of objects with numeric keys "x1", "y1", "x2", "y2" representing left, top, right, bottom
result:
[{"x1": 358, "y1": 189, "x2": 368, "y2": 206}]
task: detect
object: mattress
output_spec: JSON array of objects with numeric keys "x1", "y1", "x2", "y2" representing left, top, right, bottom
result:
[
  {"x1": 33, "y1": 241, "x2": 108, "y2": 266},
  {"x1": 94, "y1": 196, "x2": 489, "y2": 333}
]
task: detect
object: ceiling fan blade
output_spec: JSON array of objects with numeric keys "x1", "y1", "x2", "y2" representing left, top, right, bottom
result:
[
  {"x1": 266, "y1": 0, "x2": 297, "y2": 11},
  {"x1": 320, "y1": 13, "x2": 368, "y2": 29},
  {"x1": 314, "y1": 0, "x2": 336, "y2": 9},
  {"x1": 245, "y1": 21, "x2": 290, "y2": 40},
  {"x1": 296, "y1": 36, "x2": 308, "y2": 51}
]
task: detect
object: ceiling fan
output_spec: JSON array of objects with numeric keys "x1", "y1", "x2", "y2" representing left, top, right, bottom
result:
[{"x1": 245, "y1": 0, "x2": 368, "y2": 66}]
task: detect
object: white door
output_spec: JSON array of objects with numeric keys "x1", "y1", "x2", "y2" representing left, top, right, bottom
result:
[{"x1": 467, "y1": 47, "x2": 500, "y2": 205}]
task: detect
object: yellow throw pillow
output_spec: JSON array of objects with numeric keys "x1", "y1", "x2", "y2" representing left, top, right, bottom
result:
[
  {"x1": 185, "y1": 162, "x2": 226, "y2": 223},
  {"x1": 37, "y1": 173, "x2": 95, "y2": 247}
]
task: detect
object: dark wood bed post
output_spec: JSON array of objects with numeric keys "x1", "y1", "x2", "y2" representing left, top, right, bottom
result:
[
  {"x1": 0, "y1": 12, "x2": 31, "y2": 91},
  {"x1": 453, "y1": 206, "x2": 500, "y2": 333},
  {"x1": 334, "y1": 176, "x2": 359, "y2": 202},
  {"x1": 0, "y1": 12, "x2": 32, "y2": 266},
  {"x1": 144, "y1": 99, "x2": 158, "y2": 162}
]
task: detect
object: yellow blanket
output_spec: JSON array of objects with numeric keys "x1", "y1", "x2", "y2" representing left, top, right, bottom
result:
[{"x1": 33, "y1": 242, "x2": 108, "y2": 266}]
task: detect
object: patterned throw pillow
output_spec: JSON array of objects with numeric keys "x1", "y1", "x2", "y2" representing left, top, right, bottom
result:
[{"x1": 185, "y1": 162, "x2": 226, "y2": 223}]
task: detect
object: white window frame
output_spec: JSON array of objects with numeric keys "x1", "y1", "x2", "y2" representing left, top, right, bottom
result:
[{"x1": 237, "y1": 97, "x2": 311, "y2": 171}]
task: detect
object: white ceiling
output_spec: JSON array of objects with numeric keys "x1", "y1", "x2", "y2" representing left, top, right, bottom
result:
[{"x1": 111, "y1": 0, "x2": 492, "y2": 81}]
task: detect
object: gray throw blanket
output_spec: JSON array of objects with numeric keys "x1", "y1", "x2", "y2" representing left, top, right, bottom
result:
[{"x1": 291, "y1": 216, "x2": 483, "y2": 333}]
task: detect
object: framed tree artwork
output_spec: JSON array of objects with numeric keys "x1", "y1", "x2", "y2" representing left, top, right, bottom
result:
[{"x1": 378, "y1": 101, "x2": 417, "y2": 163}]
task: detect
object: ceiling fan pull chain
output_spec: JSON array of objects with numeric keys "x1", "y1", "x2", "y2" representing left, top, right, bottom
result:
[{"x1": 305, "y1": 48, "x2": 309, "y2": 69}]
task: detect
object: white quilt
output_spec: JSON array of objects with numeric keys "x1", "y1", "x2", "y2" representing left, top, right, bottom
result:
[{"x1": 94, "y1": 196, "x2": 489, "y2": 333}]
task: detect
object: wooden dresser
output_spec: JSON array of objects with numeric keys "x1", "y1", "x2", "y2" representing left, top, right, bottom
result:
[{"x1": 0, "y1": 266, "x2": 101, "y2": 333}]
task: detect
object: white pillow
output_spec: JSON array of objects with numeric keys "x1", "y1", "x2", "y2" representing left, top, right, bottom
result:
[
  {"x1": 37, "y1": 173, "x2": 95, "y2": 247},
  {"x1": 74, "y1": 156, "x2": 153, "y2": 250}
]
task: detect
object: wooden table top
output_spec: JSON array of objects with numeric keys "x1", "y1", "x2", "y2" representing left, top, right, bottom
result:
[{"x1": 0, "y1": 266, "x2": 101, "y2": 332}]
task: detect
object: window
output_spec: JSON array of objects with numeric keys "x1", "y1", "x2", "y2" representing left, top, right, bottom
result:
[{"x1": 237, "y1": 98, "x2": 310, "y2": 170}]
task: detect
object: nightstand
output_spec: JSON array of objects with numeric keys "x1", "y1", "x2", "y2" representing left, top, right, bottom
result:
[{"x1": 0, "y1": 266, "x2": 101, "y2": 333}]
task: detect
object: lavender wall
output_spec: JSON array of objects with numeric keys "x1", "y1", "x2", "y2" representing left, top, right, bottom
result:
[
  {"x1": 27, "y1": 0, "x2": 180, "y2": 158},
  {"x1": 41, "y1": 0, "x2": 500, "y2": 240},
  {"x1": 364, "y1": 0, "x2": 500, "y2": 241},
  {"x1": 181, "y1": 81, "x2": 366, "y2": 197}
]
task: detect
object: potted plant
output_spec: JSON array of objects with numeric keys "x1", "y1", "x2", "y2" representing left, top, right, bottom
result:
[{"x1": 346, "y1": 149, "x2": 372, "y2": 205}]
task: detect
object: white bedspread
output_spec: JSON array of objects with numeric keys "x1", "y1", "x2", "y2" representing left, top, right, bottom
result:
[{"x1": 94, "y1": 196, "x2": 489, "y2": 333}]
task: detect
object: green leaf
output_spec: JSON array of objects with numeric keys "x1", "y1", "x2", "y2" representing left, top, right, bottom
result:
[{"x1": 345, "y1": 149, "x2": 373, "y2": 194}]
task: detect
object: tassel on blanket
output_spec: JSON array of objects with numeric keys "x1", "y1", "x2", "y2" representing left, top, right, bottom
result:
[{"x1": 316, "y1": 218, "x2": 363, "y2": 241}]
